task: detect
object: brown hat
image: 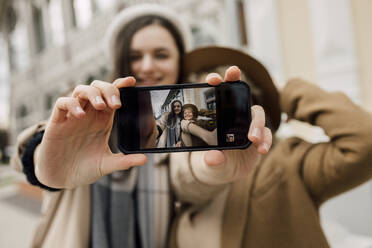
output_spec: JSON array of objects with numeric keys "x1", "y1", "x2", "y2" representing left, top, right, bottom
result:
[
  {"x1": 182, "y1": 46, "x2": 281, "y2": 132},
  {"x1": 183, "y1": 103, "x2": 199, "y2": 119}
]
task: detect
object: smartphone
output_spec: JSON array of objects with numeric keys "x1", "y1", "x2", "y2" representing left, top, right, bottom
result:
[{"x1": 115, "y1": 80, "x2": 252, "y2": 153}]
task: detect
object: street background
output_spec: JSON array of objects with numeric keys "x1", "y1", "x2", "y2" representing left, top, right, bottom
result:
[{"x1": 1, "y1": 0, "x2": 372, "y2": 247}]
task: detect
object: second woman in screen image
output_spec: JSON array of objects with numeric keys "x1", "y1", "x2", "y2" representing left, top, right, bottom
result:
[{"x1": 180, "y1": 103, "x2": 217, "y2": 147}]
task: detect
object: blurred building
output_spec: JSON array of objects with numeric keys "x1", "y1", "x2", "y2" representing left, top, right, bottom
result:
[
  {"x1": 3, "y1": 0, "x2": 372, "y2": 143},
  {"x1": 2, "y1": 0, "x2": 372, "y2": 241},
  {"x1": 3, "y1": 0, "x2": 251, "y2": 140}
]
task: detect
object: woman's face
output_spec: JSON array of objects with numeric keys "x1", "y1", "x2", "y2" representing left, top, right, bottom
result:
[
  {"x1": 183, "y1": 108, "x2": 193, "y2": 120},
  {"x1": 173, "y1": 102, "x2": 182, "y2": 115},
  {"x1": 130, "y1": 24, "x2": 180, "y2": 86}
]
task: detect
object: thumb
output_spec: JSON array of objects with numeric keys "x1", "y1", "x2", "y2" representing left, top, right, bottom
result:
[
  {"x1": 204, "y1": 150, "x2": 226, "y2": 167},
  {"x1": 100, "y1": 153, "x2": 147, "y2": 176}
]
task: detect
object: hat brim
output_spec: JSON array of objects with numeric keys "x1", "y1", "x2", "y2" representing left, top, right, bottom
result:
[{"x1": 183, "y1": 46, "x2": 281, "y2": 132}]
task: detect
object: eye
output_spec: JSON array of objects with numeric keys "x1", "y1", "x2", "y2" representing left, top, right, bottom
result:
[
  {"x1": 129, "y1": 52, "x2": 142, "y2": 62},
  {"x1": 155, "y1": 50, "x2": 170, "y2": 60}
]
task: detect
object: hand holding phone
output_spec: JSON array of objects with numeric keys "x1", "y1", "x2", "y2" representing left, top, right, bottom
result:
[
  {"x1": 202, "y1": 67, "x2": 272, "y2": 179},
  {"x1": 116, "y1": 80, "x2": 252, "y2": 153},
  {"x1": 115, "y1": 66, "x2": 272, "y2": 180},
  {"x1": 35, "y1": 77, "x2": 147, "y2": 189},
  {"x1": 116, "y1": 66, "x2": 272, "y2": 155}
]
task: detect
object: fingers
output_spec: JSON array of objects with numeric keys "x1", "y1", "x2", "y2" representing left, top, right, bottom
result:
[
  {"x1": 259, "y1": 127, "x2": 272, "y2": 154},
  {"x1": 51, "y1": 77, "x2": 136, "y2": 123},
  {"x1": 224, "y1": 66, "x2": 241, "y2": 82},
  {"x1": 205, "y1": 66, "x2": 241, "y2": 86},
  {"x1": 206, "y1": 73, "x2": 223, "y2": 86},
  {"x1": 248, "y1": 105, "x2": 272, "y2": 154},
  {"x1": 113, "y1": 77, "x2": 136, "y2": 88},
  {"x1": 248, "y1": 105, "x2": 265, "y2": 143},
  {"x1": 72, "y1": 85, "x2": 107, "y2": 110},
  {"x1": 70, "y1": 77, "x2": 135, "y2": 112},
  {"x1": 90, "y1": 80, "x2": 121, "y2": 109},
  {"x1": 51, "y1": 97, "x2": 85, "y2": 122},
  {"x1": 100, "y1": 153, "x2": 147, "y2": 176},
  {"x1": 204, "y1": 150, "x2": 226, "y2": 167}
]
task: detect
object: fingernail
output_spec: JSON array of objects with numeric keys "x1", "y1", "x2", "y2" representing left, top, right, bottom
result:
[
  {"x1": 252, "y1": 128, "x2": 260, "y2": 138},
  {"x1": 111, "y1": 95, "x2": 121, "y2": 106},
  {"x1": 206, "y1": 73, "x2": 220, "y2": 81},
  {"x1": 76, "y1": 106, "x2": 84, "y2": 113},
  {"x1": 208, "y1": 73, "x2": 220, "y2": 79},
  {"x1": 95, "y1": 96, "x2": 104, "y2": 104},
  {"x1": 261, "y1": 143, "x2": 269, "y2": 153}
]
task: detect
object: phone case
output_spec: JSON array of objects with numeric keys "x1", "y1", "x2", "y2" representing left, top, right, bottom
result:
[{"x1": 117, "y1": 80, "x2": 252, "y2": 154}]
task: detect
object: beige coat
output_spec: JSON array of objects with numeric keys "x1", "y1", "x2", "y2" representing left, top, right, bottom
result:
[{"x1": 11, "y1": 79, "x2": 372, "y2": 247}]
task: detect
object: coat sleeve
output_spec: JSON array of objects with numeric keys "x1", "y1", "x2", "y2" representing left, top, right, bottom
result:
[
  {"x1": 156, "y1": 112, "x2": 169, "y2": 131},
  {"x1": 169, "y1": 151, "x2": 231, "y2": 205},
  {"x1": 281, "y1": 78, "x2": 372, "y2": 205},
  {"x1": 10, "y1": 121, "x2": 46, "y2": 173}
]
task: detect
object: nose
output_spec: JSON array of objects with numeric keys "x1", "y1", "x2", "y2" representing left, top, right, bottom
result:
[{"x1": 140, "y1": 54, "x2": 155, "y2": 73}]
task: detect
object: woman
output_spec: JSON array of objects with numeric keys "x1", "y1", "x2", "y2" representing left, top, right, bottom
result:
[
  {"x1": 11, "y1": 4, "x2": 271, "y2": 248},
  {"x1": 156, "y1": 100, "x2": 183, "y2": 148},
  {"x1": 180, "y1": 103, "x2": 217, "y2": 147}
]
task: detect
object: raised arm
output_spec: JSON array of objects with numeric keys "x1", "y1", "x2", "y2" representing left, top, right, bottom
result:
[
  {"x1": 281, "y1": 78, "x2": 372, "y2": 205},
  {"x1": 180, "y1": 120, "x2": 217, "y2": 146},
  {"x1": 171, "y1": 66, "x2": 272, "y2": 205},
  {"x1": 13, "y1": 77, "x2": 147, "y2": 190}
]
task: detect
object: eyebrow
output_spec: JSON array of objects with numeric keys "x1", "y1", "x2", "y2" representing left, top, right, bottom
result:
[
  {"x1": 130, "y1": 48, "x2": 170, "y2": 53},
  {"x1": 155, "y1": 48, "x2": 169, "y2": 53}
]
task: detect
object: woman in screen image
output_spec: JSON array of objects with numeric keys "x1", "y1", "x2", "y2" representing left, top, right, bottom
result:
[
  {"x1": 180, "y1": 103, "x2": 217, "y2": 147},
  {"x1": 156, "y1": 99, "x2": 183, "y2": 148},
  {"x1": 10, "y1": 4, "x2": 272, "y2": 248}
]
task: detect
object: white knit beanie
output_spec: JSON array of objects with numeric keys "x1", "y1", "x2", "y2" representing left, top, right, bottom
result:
[{"x1": 104, "y1": 3, "x2": 193, "y2": 66}]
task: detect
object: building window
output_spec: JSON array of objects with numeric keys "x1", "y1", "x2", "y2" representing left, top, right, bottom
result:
[
  {"x1": 85, "y1": 75, "x2": 95, "y2": 85},
  {"x1": 191, "y1": 25, "x2": 216, "y2": 47},
  {"x1": 0, "y1": 40, "x2": 9, "y2": 127},
  {"x1": 237, "y1": 0, "x2": 248, "y2": 46},
  {"x1": 204, "y1": 89, "x2": 216, "y2": 110},
  {"x1": 17, "y1": 105, "x2": 28, "y2": 118},
  {"x1": 45, "y1": 93, "x2": 54, "y2": 111},
  {"x1": 32, "y1": 3, "x2": 46, "y2": 53},
  {"x1": 93, "y1": 0, "x2": 115, "y2": 12},
  {"x1": 48, "y1": 0, "x2": 65, "y2": 45},
  {"x1": 71, "y1": 0, "x2": 93, "y2": 29},
  {"x1": 6, "y1": 4, "x2": 30, "y2": 71}
]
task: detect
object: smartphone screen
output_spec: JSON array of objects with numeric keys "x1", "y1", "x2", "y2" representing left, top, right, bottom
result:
[{"x1": 116, "y1": 81, "x2": 252, "y2": 153}]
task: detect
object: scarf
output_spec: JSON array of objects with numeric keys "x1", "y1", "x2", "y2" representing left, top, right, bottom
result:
[
  {"x1": 166, "y1": 117, "x2": 181, "y2": 147},
  {"x1": 90, "y1": 154, "x2": 172, "y2": 248}
]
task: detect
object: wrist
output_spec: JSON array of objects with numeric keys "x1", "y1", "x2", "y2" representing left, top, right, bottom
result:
[
  {"x1": 190, "y1": 151, "x2": 235, "y2": 185},
  {"x1": 21, "y1": 130, "x2": 61, "y2": 192}
]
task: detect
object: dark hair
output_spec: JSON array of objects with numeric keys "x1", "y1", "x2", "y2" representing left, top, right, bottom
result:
[
  {"x1": 167, "y1": 100, "x2": 183, "y2": 126},
  {"x1": 111, "y1": 15, "x2": 185, "y2": 83}
]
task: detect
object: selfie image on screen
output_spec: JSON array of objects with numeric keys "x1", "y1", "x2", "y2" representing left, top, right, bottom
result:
[{"x1": 138, "y1": 87, "x2": 217, "y2": 149}]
